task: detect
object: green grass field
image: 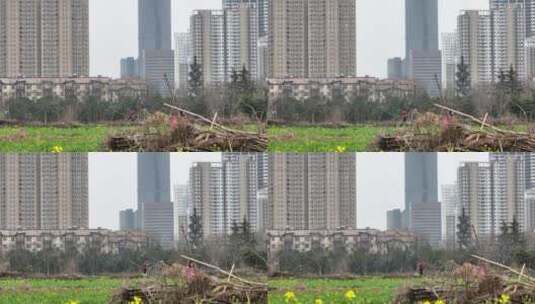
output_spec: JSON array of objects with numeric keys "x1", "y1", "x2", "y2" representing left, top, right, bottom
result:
[
  {"x1": 0, "y1": 276, "x2": 420, "y2": 304},
  {"x1": 0, "y1": 277, "x2": 139, "y2": 304},
  {"x1": 269, "y1": 277, "x2": 421, "y2": 304},
  {"x1": 0, "y1": 124, "x2": 391, "y2": 152}
]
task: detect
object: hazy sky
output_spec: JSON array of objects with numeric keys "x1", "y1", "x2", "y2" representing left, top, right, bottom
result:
[
  {"x1": 89, "y1": 152, "x2": 488, "y2": 231},
  {"x1": 90, "y1": 0, "x2": 488, "y2": 78},
  {"x1": 89, "y1": 153, "x2": 221, "y2": 230}
]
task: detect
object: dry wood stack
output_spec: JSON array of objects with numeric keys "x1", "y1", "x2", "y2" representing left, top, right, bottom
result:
[
  {"x1": 394, "y1": 256, "x2": 535, "y2": 304},
  {"x1": 375, "y1": 104, "x2": 535, "y2": 152},
  {"x1": 106, "y1": 104, "x2": 268, "y2": 152},
  {"x1": 110, "y1": 256, "x2": 268, "y2": 304}
]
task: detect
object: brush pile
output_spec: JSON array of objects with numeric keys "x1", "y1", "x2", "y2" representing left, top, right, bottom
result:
[
  {"x1": 375, "y1": 104, "x2": 535, "y2": 152},
  {"x1": 394, "y1": 255, "x2": 535, "y2": 304},
  {"x1": 106, "y1": 104, "x2": 268, "y2": 152},
  {"x1": 110, "y1": 256, "x2": 268, "y2": 304}
]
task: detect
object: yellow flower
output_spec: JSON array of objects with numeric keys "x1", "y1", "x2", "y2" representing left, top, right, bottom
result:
[
  {"x1": 284, "y1": 291, "x2": 296, "y2": 303},
  {"x1": 345, "y1": 289, "x2": 357, "y2": 300},
  {"x1": 435, "y1": 300, "x2": 446, "y2": 304},
  {"x1": 422, "y1": 301, "x2": 431, "y2": 304},
  {"x1": 314, "y1": 299, "x2": 324, "y2": 304},
  {"x1": 498, "y1": 294, "x2": 510, "y2": 304},
  {"x1": 51, "y1": 145, "x2": 64, "y2": 153},
  {"x1": 66, "y1": 301, "x2": 79, "y2": 304},
  {"x1": 129, "y1": 296, "x2": 143, "y2": 304},
  {"x1": 335, "y1": 146, "x2": 347, "y2": 153}
]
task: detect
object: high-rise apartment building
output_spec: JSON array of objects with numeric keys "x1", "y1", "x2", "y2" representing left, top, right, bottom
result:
[
  {"x1": 441, "y1": 184, "x2": 459, "y2": 249},
  {"x1": 190, "y1": 4, "x2": 259, "y2": 85},
  {"x1": 173, "y1": 184, "x2": 190, "y2": 242},
  {"x1": 0, "y1": 0, "x2": 89, "y2": 78},
  {"x1": 490, "y1": 153, "x2": 527, "y2": 232},
  {"x1": 189, "y1": 162, "x2": 224, "y2": 236},
  {"x1": 266, "y1": 153, "x2": 356, "y2": 231},
  {"x1": 404, "y1": 153, "x2": 438, "y2": 211},
  {"x1": 0, "y1": 153, "x2": 88, "y2": 230},
  {"x1": 457, "y1": 162, "x2": 493, "y2": 236},
  {"x1": 526, "y1": 36, "x2": 535, "y2": 79},
  {"x1": 174, "y1": 32, "x2": 192, "y2": 90},
  {"x1": 190, "y1": 10, "x2": 225, "y2": 85},
  {"x1": 268, "y1": 0, "x2": 357, "y2": 78},
  {"x1": 224, "y1": 2, "x2": 259, "y2": 79},
  {"x1": 490, "y1": 0, "x2": 535, "y2": 38},
  {"x1": 457, "y1": 10, "x2": 493, "y2": 86},
  {"x1": 525, "y1": 188, "x2": 535, "y2": 232},
  {"x1": 441, "y1": 32, "x2": 460, "y2": 93},
  {"x1": 491, "y1": 2, "x2": 527, "y2": 81},
  {"x1": 222, "y1": 153, "x2": 263, "y2": 232},
  {"x1": 223, "y1": 0, "x2": 268, "y2": 37}
]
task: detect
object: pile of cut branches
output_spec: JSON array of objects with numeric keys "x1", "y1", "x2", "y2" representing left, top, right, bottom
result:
[
  {"x1": 375, "y1": 104, "x2": 535, "y2": 152},
  {"x1": 394, "y1": 255, "x2": 535, "y2": 304},
  {"x1": 106, "y1": 104, "x2": 268, "y2": 152},
  {"x1": 110, "y1": 256, "x2": 268, "y2": 304}
]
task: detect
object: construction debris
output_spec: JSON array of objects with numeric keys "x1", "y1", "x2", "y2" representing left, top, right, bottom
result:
[
  {"x1": 106, "y1": 104, "x2": 268, "y2": 152},
  {"x1": 375, "y1": 104, "x2": 535, "y2": 152},
  {"x1": 394, "y1": 255, "x2": 535, "y2": 304},
  {"x1": 110, "y1": 256, "x2": 268, "y2": 304}
]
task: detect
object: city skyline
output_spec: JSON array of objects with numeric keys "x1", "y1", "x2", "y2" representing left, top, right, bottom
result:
[
  {"x1": 88, "y1": 152, "x2": 488, "y2": 231},
  {"x1": 89, "y1": 0, "x2": 488, "y2": 79}
]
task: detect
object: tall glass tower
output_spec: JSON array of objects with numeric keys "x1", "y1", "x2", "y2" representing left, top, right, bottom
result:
[
  {"x1": 405, "y1": 0, "x2": 439, "y2": 58},
  {"x1": 404, "y1": 153, "x2": 438, "y2": 210},
  {"x1": 138, "y1": 0, "x2": 172, "y2": 55},
  {"x1": 137, "y1": 152, "x2": 171, "y2": 209}
]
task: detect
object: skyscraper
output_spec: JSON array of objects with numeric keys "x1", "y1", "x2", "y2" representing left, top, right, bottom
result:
[
  {"x1": 138, "y1": 0, "x2": 174, "y2": 95},
  {"x1": 441, "y1": 184, "x2": 459, "y2": 249},
  {"x1": 457, "y1": 10, "x2": 493, "y2": 86},
  {"x1": 190, "y1": 10, "x2": 225, "y2": 85},
  {"x1": 0, "y1": 0, "x2": 89, "y2": 78},
  {"x1": 119, "y1": 209, "x2": 136, "y2": 231},
  {"x1": 441, "y1": 32, "x2": 460, "y2": 93},
  {"x1": 405, "y1": 0, "x2": 439, "y2": 59},
  {"x1": 490, "y1": 0, "x2": 535, "y2": 38},
  {"x1": 490, "y1": 153, "x2": 527, "y2": 232},
  {"x1": 491, "y1": 2, "x2": 527, "y2": 81},
  {"x1": 404, "y1": 0, "x2": 441, "y2": 96},
  {"x1": 404, "y1": 153, "x2": 438, "y2": 211},
  {"x1": 408, "y1": 201, "x2": 442, "y2": 248},
  {"x1": 222, "y1": 153, "x2": 261, "y2": 232},
  {"x1": 0, "y1": 153, "x2": 88, "y2": 230},
  {"x1": 268, "y1": 0, "x2": 357, "y2": 78},
  {"x1": 121, "y1": 57, "x2": 138, "y2": 79},
  {"x1": 222, "y1": 0, "x2": 269, "y2": 37},
  {"x1": 267, "y1": 153, "x2": 357, "y2": 231},
  {"x1": 224, "y1": 2, "x2": 259, "y2": 79},
  {"x1": 174, "y1": 32, "x2": 192, "y2": 90},
  {"x1": 137, "y1": 153, "x2": 171, "y2": 211},
  {"x1": 137, "y1": 153, "x2": 172, "y2": 246},
  {"x1": 189, "y1": 162, "x2": 224, "y2": 236},
  {"x1": 138, "y1": 0, "x2": 172, "y2": 56}
]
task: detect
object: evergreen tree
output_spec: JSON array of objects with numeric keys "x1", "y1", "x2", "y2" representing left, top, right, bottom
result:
[
  {"x1": 457, "y1": 207, "x2": 473, "y2": 250},
  {"x1": 188, "y1": 56, "x2": 203, "y2": 98},
  {"x1": 455, "y1": 56, "x2": 471, "y2": 97},
  {"x1": 188, "y1": 208, "x2": 203, "y2": 249}
]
